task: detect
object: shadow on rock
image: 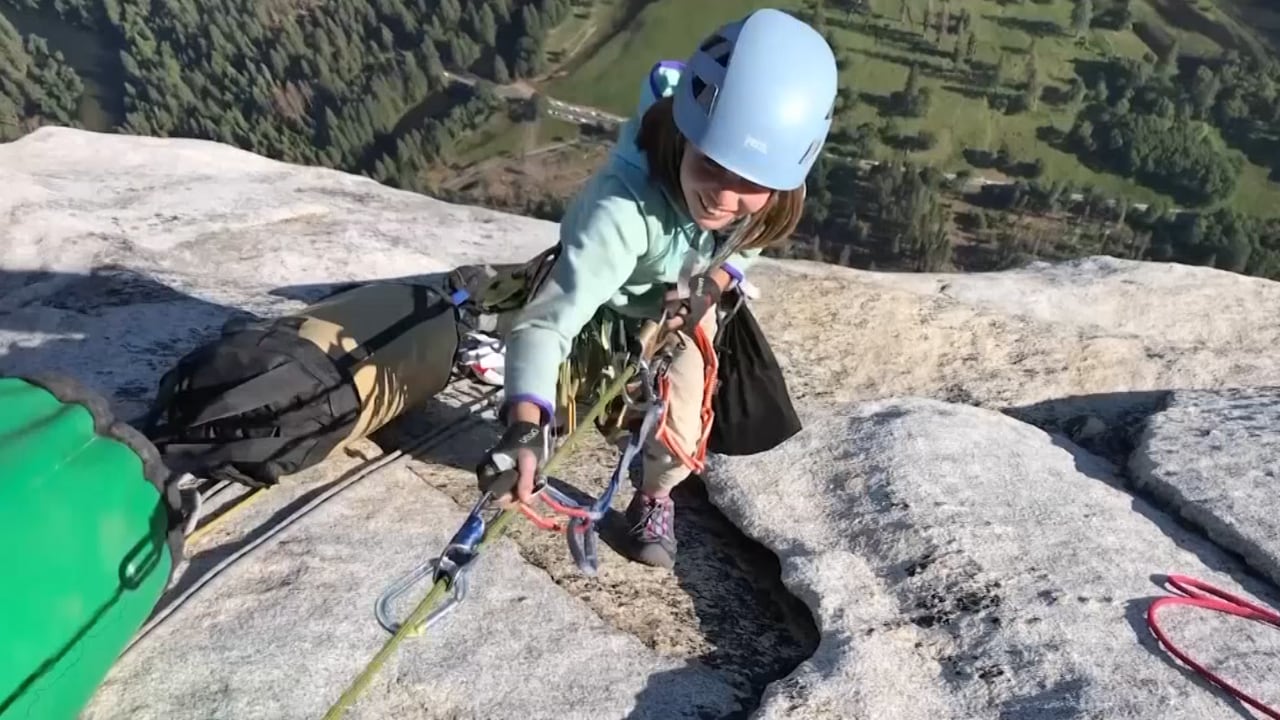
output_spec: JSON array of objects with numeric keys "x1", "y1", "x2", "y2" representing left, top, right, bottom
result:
[
  {"x1": 370, "y1": 386, "x2": 505, "y2": 471},
  {"x1": 265, "y1": 271, "x2": 454, "y2": 306},
  {"x1": 1011, "y1": 390, "x2": 1280, "y2": 602},
  {"x1": 997, "y1": 676, "x2": 1087, "y2": 720},
  {"x1": 1003, "y1": 391, "x2": 1280, "y2": 716},
  {"x1": 1120, "y1": 590, "x2": 1259, "y2": 720},
  {"x1": 622, "y1": 475, "x2": 822, "y2": 720},
  {"x1": 148, "y1": 457, "x2": 373, "y2": 621},
  {"x1": 0, "y1": 265, "x2": 249, "y2": 421},
  {"x1": 1002, "y1": 389, "x2": 1172, "y2": 466}
]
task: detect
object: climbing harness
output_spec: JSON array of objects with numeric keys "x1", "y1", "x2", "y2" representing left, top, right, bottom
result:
[
  {"x1": 1147, "y1": 574, "x2": 1280, "y2": 718},
  {"x1": 324, "y1": 318, "x2": 690, "y2": 719}
]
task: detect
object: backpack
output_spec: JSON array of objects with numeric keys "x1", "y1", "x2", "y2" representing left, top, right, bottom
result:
[{"x1": 141, "y1": 266, "x2": 500, "y2": 487}]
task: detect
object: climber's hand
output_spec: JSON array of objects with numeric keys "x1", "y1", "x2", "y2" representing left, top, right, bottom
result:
[
  {"x1": 476, "y1": 420, "x2": 547, "y2": 507},
  {"x1": 662, "y1": 272, "x2": 721, "y2": 332}
]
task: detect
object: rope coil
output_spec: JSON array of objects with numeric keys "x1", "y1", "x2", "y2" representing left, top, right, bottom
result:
[{"x1": 1147, "y1": 574, "x2": 1280, "y2": 718}]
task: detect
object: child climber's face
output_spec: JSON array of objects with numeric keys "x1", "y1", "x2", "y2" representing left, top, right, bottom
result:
[{"x1": 679, "y1": 145, "x2": 773, "y2": 231}]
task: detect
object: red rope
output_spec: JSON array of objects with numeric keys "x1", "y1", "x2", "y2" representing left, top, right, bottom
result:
[{"x1": 1146, "y1": 574, "x2": 1280, "y2": 718}]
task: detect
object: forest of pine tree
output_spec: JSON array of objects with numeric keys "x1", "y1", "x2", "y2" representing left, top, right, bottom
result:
[
  {"x1": 1, "y1": 0, "x2": 573, "y2": 191},
  {"x1": 0, "y1": 13, "x2": 84, "y2": 140}
]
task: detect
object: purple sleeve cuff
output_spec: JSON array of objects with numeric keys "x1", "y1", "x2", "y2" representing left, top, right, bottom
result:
[
  {"x1": 501, "y1": 393, "x2": 556, "y2": 425},
  {"x1": 723, "y1": 262, "x2": 744, "y2": 284}
]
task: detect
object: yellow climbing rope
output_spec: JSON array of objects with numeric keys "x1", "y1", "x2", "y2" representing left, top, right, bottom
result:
[
  {"x1": 184, "y1": 486, "x2": 267, "y2": 546},
  {"x1": 320, "y1": 362, "x2": 640, "y2": 719}
]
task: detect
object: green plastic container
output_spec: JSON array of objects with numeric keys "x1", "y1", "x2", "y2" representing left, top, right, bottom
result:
[{"x1": 0, "y1": 374, "x2": 183, "y2": 720}]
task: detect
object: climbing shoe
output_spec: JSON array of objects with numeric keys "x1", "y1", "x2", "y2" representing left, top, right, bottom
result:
[{"x1": 623, "y1": 491, "x2": 677, "y2": 569}]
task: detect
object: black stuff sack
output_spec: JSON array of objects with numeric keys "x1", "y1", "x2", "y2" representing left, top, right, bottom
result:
[
  {"x1": 707, "y1": 296, "x2": 802, "y2": 456},
  {"x1": 141, "y1": 278, "x2": 474, "y2": 488}
]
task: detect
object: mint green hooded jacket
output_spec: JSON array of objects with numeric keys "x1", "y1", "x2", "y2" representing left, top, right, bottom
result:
[{"x1": 502, "y1": 60, "x2": 763, "y2": 421}]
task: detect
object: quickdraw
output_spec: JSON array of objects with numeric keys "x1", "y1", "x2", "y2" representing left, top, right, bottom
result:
[
  {"x1": 509, "y1": 352, "x2": 667, "y2": 575},
  {"x1": 323, "y1": 322, "x2": 680, "y2": 719}
]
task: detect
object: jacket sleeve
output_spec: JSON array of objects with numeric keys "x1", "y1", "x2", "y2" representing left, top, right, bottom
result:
[{"x1": 501, "y1": 173, "x2": 652, "y2": 422}]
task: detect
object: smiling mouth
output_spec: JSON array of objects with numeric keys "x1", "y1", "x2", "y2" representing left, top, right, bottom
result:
[{"x1": 697, "y1": 193, "x2": 726, "y2": 217}]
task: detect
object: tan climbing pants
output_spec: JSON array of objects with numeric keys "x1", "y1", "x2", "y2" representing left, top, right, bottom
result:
[{"x1": 639, "y1": 308, "x2": 719, "y2": 496}]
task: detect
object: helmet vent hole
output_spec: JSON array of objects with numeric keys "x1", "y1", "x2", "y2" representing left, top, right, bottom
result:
[
  {"x1": 692, "y1": 77, "x2": 718, "y2": 114},
  {"x1": 699, "y1": 34, "x2": 733, "y2": 67}
]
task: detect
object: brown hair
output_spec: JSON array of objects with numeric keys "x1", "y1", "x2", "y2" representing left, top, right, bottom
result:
[{"x1": 635, "y1": 96, "x2": 806, "y2": 253}]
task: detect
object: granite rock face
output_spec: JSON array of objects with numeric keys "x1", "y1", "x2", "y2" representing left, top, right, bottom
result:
[
  {"x1": 707, "y1": 398, "x2": 1280, "y2": 719},
  {"x1": 1130, "y1": 387, "x2": 1280, "y2": 588},
  {"x1": 81, "y1": 445, "x2": 744, "y2": 720},
  {"x1": 3, "y1": 127, "x2": 1279, "y2": 719}
]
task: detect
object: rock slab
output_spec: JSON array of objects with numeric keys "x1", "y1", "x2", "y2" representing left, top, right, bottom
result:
[
  {"x1": 6, "y1": 126, "x2": 1280, "y2": 719},
  {"x1": 1130, "y1": 387, "x2": 1280, "y2": 589},
  {"x1": 83, "y1": 451, "x2": 743, "y2": 720},
  {"x1": 707, "y1": 398, "x2": 1280, "y2": 719},
  {"x1": 0, "y1": 126, "x2": 559, "y2": 420},
  {"x1": 745, "y1": 255, "x2": 1280, "y2": 418}
]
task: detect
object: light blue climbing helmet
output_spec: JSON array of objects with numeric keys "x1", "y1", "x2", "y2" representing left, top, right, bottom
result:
[{"x1": 673, "y1": 8, "x2": 839, "y2": 192}]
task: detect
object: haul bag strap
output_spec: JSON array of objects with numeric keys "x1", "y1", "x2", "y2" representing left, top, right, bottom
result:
[
  {"x1": 186, "y1": 361, "x2": 327, "y2": 427},
  {"x1": 178, "y1": 283, "x2": 457, "y2": 428},
  {"x1": 157, "y1": 436, "x2": 302, "y2": 465},
  {"x1": 333, "y1": 284, "x2": 455, "y2": 373}
]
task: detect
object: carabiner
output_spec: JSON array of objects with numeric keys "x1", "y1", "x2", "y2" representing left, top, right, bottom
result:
[{"x1": 374, "y1": 557, "x2": 470, "y2": 636}]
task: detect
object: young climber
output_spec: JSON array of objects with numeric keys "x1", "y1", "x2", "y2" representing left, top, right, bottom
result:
[{"x1": 478, "y1": 7, "x2": 838, "y2": 569}]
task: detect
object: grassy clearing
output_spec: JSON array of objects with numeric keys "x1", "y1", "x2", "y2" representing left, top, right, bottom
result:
[
  {"x1": 543, "y1": 0, "x2": 626, "y2": 70},
  {"x1": 546, "y1": 0, "x2": 804, "y2": 116},
  {"x1": 833, "y1": 0, "x2": 1180, "y2": 203},
  {"x1": 547, "y1": 0, "x2": 1280, "y2": 215},
  {"x1": 1228, "y1": 161, "x2": 1280, "y2": 217},
  {"x1": 451, "y1": 114, "x2": 581, "y2": 165}
]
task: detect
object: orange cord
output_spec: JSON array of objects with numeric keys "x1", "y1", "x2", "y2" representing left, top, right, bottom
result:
[{"x1": 652, "y1": 320, "x2": 719, "y2": 474}]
